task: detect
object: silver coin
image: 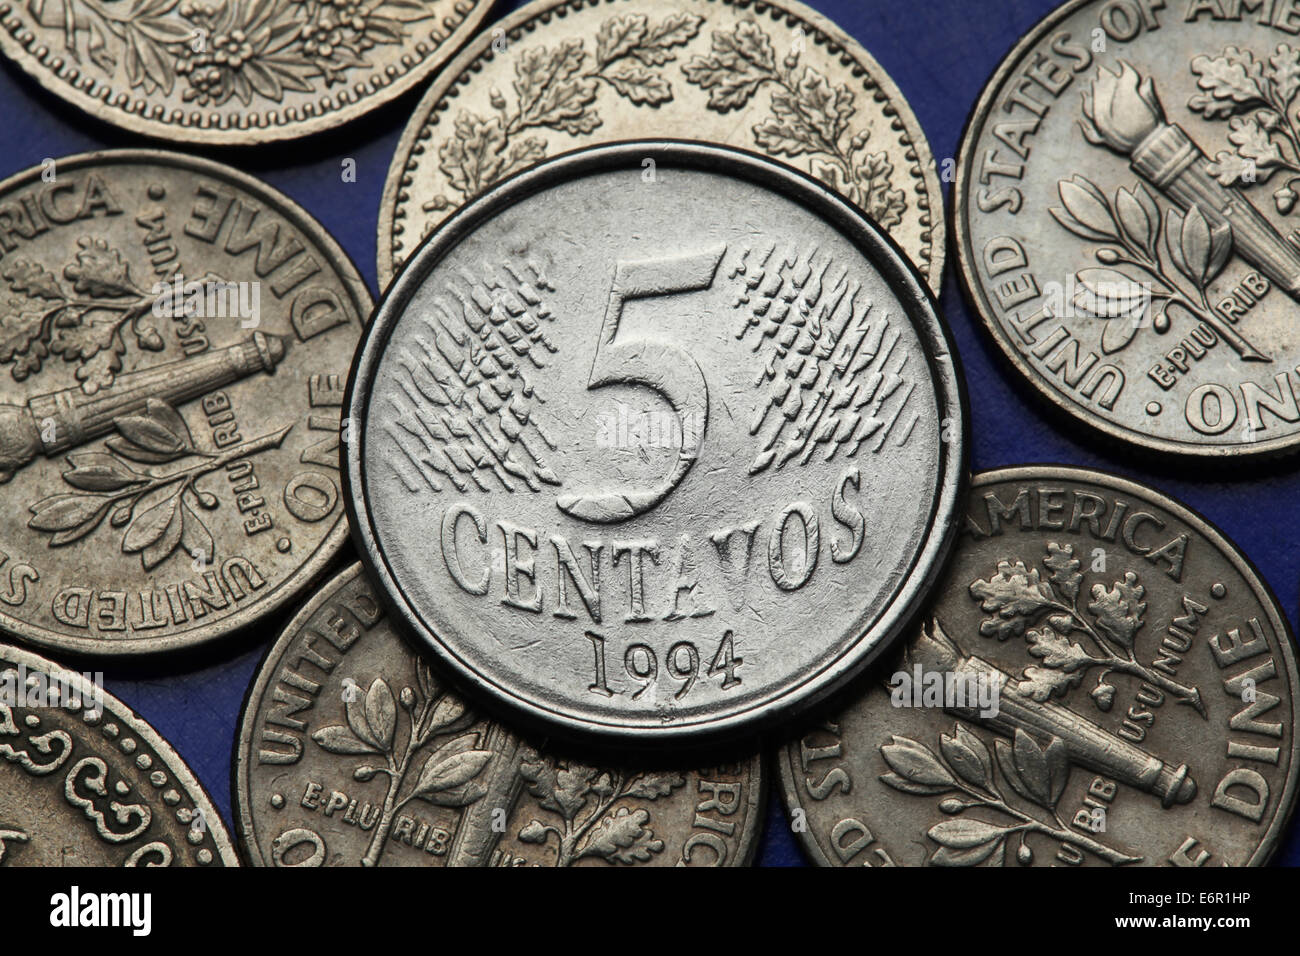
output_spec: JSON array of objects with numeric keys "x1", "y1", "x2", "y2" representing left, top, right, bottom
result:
[
  {"x1": 0, "y1": 0, "x2": 494, "y2": 145},
  {"x1": 345, "y1": 141, "x2": 966, "y2": 742},
  {"x1": 0, "y1": 640, "x2": 238, "y2": 866},
  {"x1": 0, "y1": 149, "x2": 369, "y2": 657},
  {"x1": 235, "y1": 562, "x2": 765, "y2": 866},
  {"x1": 955, "y1": 1, "x2": 1300, "y2": 457},
  {"x1": 779, "y1": 466, "x2": 1300, "y2": 866},
  {"x1": 377, "y1": 0, "x2": 946, "y2": 294}
]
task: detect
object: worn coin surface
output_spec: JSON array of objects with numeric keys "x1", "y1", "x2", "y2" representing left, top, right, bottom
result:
[
  {"x1": 378, "y1": 0, "x2": 944, "y2": 292},
  {"x1": 0, "y1": 640, "x2": 238, "y2": 865},
  {"x1": 347, "y1": 142, "x2": 965, "y2": 742},
  {"x1": 235, "y1": 562, "x2": 763, "y2": 866},
  {"x1": 779, "y1": 466, "x2": 1300, "y2": 866},
  {"x1": 956, "y1": 1, "x2": 1300, "y2": 457},
  {"x1": 0, "y1": 150, "x2": 369, "y2": 655},
  {"x1": 0, "y1": 0, "x2": 493, "y2": 144}
]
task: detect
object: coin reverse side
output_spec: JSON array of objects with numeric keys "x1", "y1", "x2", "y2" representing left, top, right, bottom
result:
[
  {"x1": 779, "y1": 467, "x2": 1300, "y2": 866},
  {"x1": 0, "y1": 150, "x2": 369, "y2": 655},
  {"x1": 957, "y1": 0, "x2": 1300, "y2": 457},
  {"x1": 235, "y1": 562, "x2": 764, "y2": 867},
  {"x1": 0, "y1": 0, "x2": 494, "y2": 144},
  {"x1": 379, "y1": 0, "x2": 944, "y2": 292},
  {"x1": 0, "y1": 640, "x2": 238, "y2": 866},
  {"x1": 347, "y1": 142, "x2": 966, "y2": 742}
]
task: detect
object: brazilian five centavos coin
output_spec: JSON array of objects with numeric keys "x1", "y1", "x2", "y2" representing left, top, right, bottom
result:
[
  {"x1": 378, "y1": 0, "x2": 945, "y2": 292},
  {"x1": 346, "y1": 141, "x2": 966, "y2": 743},
  {"x1": 0, "y1": 0, "x2": 494, "y2": 145},
  {"x1": 235, "y1": 563, "x2": 764, "y2": 866},
  {"x1": 779, "y1": 466, "x2": 1300, "y2": 867},
  {"x1": 0, "y1": 150, "x2": 370, "y2": 656},
  {"x1": 956, "y1": 1, "x2": 1300, "y2": 458},
  {"x1": 0, "y1": 640, "x2": 238, "y2": 866}
]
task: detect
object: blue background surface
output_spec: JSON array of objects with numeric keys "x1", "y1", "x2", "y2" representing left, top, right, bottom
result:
[{"x1": 1, "y1": 0, "x2": 1297, "y2": 867}]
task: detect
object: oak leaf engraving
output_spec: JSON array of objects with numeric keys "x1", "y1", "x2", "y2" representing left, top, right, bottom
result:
[
  {"x1": 1191, "y1": 44, "x2": 1300, "y2": 211},
  {"x1": 517, "y1": 754, "x2": 685, "y2": 867},
  {"x1": 683, "y1": 19, "x2": 905, "y2": 227},
  {"x1": 966, "y1": 543, "x2": 1202, "y2": 714},
  {"x1": 0, "y1": 239, "x2": 164, "y2": 391},
  {"x1": 425, "y1": 12, "x2": 701, "y2": 214}
]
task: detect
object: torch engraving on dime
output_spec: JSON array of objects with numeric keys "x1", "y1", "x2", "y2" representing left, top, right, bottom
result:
[
  {"x1": 0, "y1": 150, "x2": 369, "y2": 655},
  {"x1": 779, "y1": 467, "x2": 1300, "y2": 867},
  {"x1": 956, "y1": 1, "x2": 1300, "y2": 456}
]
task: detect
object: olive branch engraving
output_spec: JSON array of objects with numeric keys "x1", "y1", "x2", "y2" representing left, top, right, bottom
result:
[
  {"x1": 311, "y1": 656, "x2": 492, "y2": 868},
  {"x1": 969, "y1": 542, "x2": 1204, "y2": 716},
  {"x1": 1189, "y1": 43, "x2": 1300, "y2": 213},
  {"x1": 682, "y1": 19, "x2": 905, "y2": 228},
  {"x1": 424, "y1": 11, "x2": 704, "y2": 215},
  {"x1": 516, "y1": 756, "x2": 685, "y2": 867},
  {"x1": 880, "y1": 723, "x2": 1141, "y2": 866},
  {"x1": 27, "y1": 397, "x2": 290, "y2": 570},
  {"x1": 1049, "y1": 174, "x2": 1266, "y2": 361}
]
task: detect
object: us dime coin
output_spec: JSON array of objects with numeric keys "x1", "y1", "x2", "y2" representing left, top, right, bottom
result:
[
  {"x1": 378, "y1": 0, "x2": 944, "y2": 292},
  {"x1": 235, "y1": 562, "x2": 764, "y2": 866},
  {"x1": 0, "y1": 150, "x2": 369, "y2": 656},
  {"x1": 955, "y1": 1, "x2": 1300, "y2": 457},
  {"x1": 0, "y1": 640, "x2": 238, "y2": 866},
  {"x1": 779, "y1": 466, "x2": 1300, "y2": 866},
  {"x1": 346, "y1": 142, "x2": 966, "y2": 742},
  {"x1": 0, "y1": 0, "x2": 493, "y2": 145}
]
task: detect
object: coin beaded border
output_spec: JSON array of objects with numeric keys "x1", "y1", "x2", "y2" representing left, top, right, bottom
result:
[
  {"x1": 378, "y1": 0, "x2": 943, "y2": 291},
  {"x1": 951, "y1": 0, "x2": 1300, "y2": 459},
  {"x1": 351, "y1": 140, "x2": 968, "y2": 744},
  {"x1": 0, "y1": 148, "x2": 372, "y2": 656},
  {"x1": 0, "y1": 0, "x2": 492, "y2": 144},
  {"x1": 2, "y1": 641, "x2": 240, "y2": 865},
  {"x1": 777, "y1": 465, "x2": 1300, "y2": 867},
  {"x1": 232, "y1": 561, "x2": 770, "y2": 866}
]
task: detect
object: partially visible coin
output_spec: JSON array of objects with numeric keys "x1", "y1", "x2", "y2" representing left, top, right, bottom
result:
[
  {"x1": 779, "y1": 466, "x2": 1300, "y2": 866},
  {"x1": 235, "y1": 563, "x2": 764, "y2": 867},
  {"x1": 0, "y1": 640, "x2": 238, "y2": 866},
  {"x1": 956, "y1": 1, "x2": 1300, "y2": 457},
  {"x1": 0, "y1": 0, "x2": 493, "y2": 144},
  {"x1": 0, "y1": 150, "x2": 369, "y2": 656},
  {"x1": 349, "y1": 142, "x2": 965, "y2": 743},
  {"x1": 378, "y1": 0, "x2": 944, "y2": 291}
]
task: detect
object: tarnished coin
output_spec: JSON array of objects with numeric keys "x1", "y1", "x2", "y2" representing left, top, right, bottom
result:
[
  {"x1": 346, "y1": 142, "x2": 965, "y2": 742},
  {"x1": 0, "y1": 150, "x2": 369, "y2": 656},
  {"x1": 235, "y1": 562, "x2": 763, "y2": 866},
  {"x1": 378, "y1": 0, "x2": 944, "y2": 292},
  {"x1": 956, "y1": 1, "x2": 1300, "y2": 457},
  {"x1": 0, "y1": 0, "x2": 493, "y2": 144},
  {"x1": 0, "y1": 640, "x2": 238, "y2": 866},
  {"x1": 779, "y1": 466, "x2": 1300, "y2": 866}
]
